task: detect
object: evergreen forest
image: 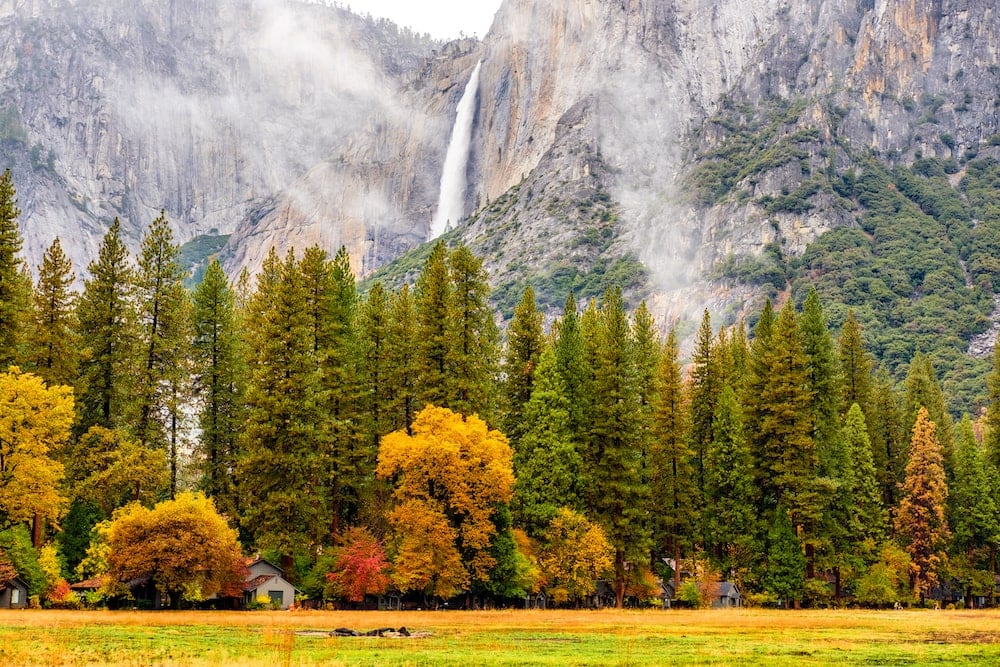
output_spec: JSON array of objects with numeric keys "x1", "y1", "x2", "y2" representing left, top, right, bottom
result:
[{"x1": 2, "y1": 167, "x2": 1000, "y2": 611}]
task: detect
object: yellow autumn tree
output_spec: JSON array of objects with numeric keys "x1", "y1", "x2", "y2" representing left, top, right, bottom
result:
[
  {"x1": 0, "y1": 368, "x2": 73, "y2": 531},
  {"x1": 537, "y1": 508, "x2": 614, "y2": 605},
  {"x1": 377, "y1": 405, "x2": 514, "y2": 598},
  {"x1": 104, "y1": 492, "x2": 245, "y2": 608}
]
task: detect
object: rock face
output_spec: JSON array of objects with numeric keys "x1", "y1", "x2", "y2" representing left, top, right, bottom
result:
[
  {"x1": 0, "y1": 0, "x2": 438, "y2": 275},
  {"x1": 2, "y1": 0, "x2": 999, "y2": 327}
]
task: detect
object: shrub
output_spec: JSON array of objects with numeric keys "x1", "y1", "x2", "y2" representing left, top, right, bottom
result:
[{"x1": 676, "y1": 581, "x2": 702, "y2": 608}]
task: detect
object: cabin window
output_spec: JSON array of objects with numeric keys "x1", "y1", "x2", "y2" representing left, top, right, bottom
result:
[{"x1": 268, "y1": 590, "x2": 284, "y2": 606}]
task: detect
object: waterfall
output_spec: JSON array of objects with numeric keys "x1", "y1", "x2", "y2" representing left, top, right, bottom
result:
[{"x1": 429, "y1": 60, "x2": 482, "y2": 240}]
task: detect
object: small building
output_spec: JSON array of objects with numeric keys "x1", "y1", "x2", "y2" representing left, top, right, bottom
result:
[
  {"x1": 243, "y1": 556, "x2": 298, "y2": 610},
  {"x1": 0, "y1": 577, "x2": 29, "y2": 609},
  {"x1": 702, "y1": 581, "x2": 741, "y2": 608},
  {"x1": 69, "y1": 577, "x2": 103, "y2": 595},
  {"x1": 660, "y1": 580, "x2": 676, "y2": 609}
]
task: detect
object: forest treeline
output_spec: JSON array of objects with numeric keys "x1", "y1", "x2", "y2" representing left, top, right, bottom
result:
[{"x1": 1, "y1": 167, "x2": 999, "y2": 610}]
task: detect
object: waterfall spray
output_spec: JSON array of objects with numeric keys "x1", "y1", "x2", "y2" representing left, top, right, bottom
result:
[{"x1": 430, "y1": 60, "x2": 482, "y2": 240}]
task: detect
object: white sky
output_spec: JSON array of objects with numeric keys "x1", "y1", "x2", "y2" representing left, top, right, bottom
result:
[{"x1": 344, "y1": 1, "x2": 502, "y2": 40}]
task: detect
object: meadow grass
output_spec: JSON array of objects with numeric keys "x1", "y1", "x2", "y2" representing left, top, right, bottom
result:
[{"x1": 2, "y1": 607, "x2": 1000, "y2": 665}]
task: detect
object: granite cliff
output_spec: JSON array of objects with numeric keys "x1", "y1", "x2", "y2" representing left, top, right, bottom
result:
[{"x1": 2, "y1": 0, "x2": 999, "y2": 333}]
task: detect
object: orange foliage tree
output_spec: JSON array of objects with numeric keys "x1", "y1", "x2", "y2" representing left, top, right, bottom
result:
[
  {"x1": 377, "y1": 405, "x2": 514, "y2": 599},
  {"x1": 105, "y1": 492, "x2": 245, "y2": 607},
  {"x1": 895, "y1": 407, "x2": 950, "y2": 601},
  {"x1": 325, "y1": 526, "x2": 391, "y2": 602}
]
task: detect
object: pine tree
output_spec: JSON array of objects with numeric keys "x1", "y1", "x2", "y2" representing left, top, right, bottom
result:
[
  {"x1": 359, "y1": 281, "x2": 393, "y2": 447},
  {"x1": 706, "y1": 385, "x2": 758, "y2": 579},
  {"x1": 868, "y1": 367, "x2": 906, "y2": 512},
  {"x1": 718, "y1": 322, "x2": 749, "y2": 392},
  {"x1": 553, "y1": 292, "x2": 590, "y2": 442},
  {"x1": 895, "y1": 407, "x2": 950, "y2": 601},
  {"x1": 29, "y1": 238, "x2": 79, "y2": 386},
  {"x1": 239, "y1": 249, "x2": 327, "y2": 568},
  {"x1": 765, "y1": 508, "x2": 805, "y2": 607},
  {"x1": 688, "y1": 310, "x2": 718, "y2": 497},
  {"x1": 841, "y1": 403, "x2": 887, "y2": 544},
  {"x1": 305, "y1": 245, "x2": 368, "y2": 536},
  {"x1": 414, "y1": 241, "x2": 451, "y2": 409},
  {"x1": 582, "y1": 288, "x2": 649, "y2": 607},
  {"x1": 631, "y1": 302, "x2": 660, "y2": 508},
  {"x1": 950, "y1": 417, "x2": 998, "y2": 578},
  {"x1": 743, "y1": 299, "x2": 775, "y2": 483},
  {"x1": 838, "y1": 310, "x2": 872, "y2": 412},
  {"x1": 511, "y1": 347, "x2": 582, "y2": 536},
  {"x1": 502, "y1": 286, "x2": 544, "y2": 445},
  {"x1": 134, "y1": 212, "x2": 192, "y2": 495},
  {"x1": 984, "y1": 337, "x2": 1000, "y2": 470},
  {"x1": 192, "y1": 258, "x2": 245, "y2": 521},
  {"x1": 756, "y1": 301, "x2": 818, "y2": 528},
  {"x1": 649, "y1": 329, "x2": 697, "y2": 593},
  {"x1": 800, "y1": 288, "x2": 842, "y2": 478},
  {"x1": 386, "y1": 284, "x2": 420, "y2": 433},
  {"x1": 0, "y1": 169, "x2": 29, "y2": 369},
  {"x1": 75, "y1": 218, "x2": 139, "y2": 433},
  {"x1": 446, "y1": 245, "x2": 499, "y2": 420}
]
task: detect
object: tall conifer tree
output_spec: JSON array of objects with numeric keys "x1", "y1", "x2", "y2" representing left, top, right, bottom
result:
[
  {"x1": 239, "y1": 249, "x2": 326, "y2": 569},
  {"x1": 583, "y1": 288, "x2": 649, "y2": 607},
  {"x1": 800, "y1": 288, "x2": 842, "y2": 477},
  {"x1": 950, "y1": 415, "x2": 998, "y2": 605},
  {"x1": 0, "y1": 169, "x2": 29, "y2": 369},
  {"x1": 30, "y1": 238, "x2": 79, "y2": 386},
  {"x1": 76, "y1": 218, "x2": 139, "y2": 433},
  {"x1": 446, "y1": 245, "x2": 499, "y2": 420},
  {"x1": 359, "y1": 282, "x2": 393, "y2": 447},
  {"x1": 838, "y1": 310, "x2": 872, "y2": 412},
  {"x1": 387, "y1": 284, "x2": 420, "y2": 433},
  {"x1": 553, "y1": 293, "x2": 590, "y2": 442},
  {"x1": 707, "y1": 384, "x2": 759, "y2": 583},
  {"x1": 841, "y1": 403, "x2": 887, "y2": 544},
  {"x1": 135, "y1": 212, "x2": 192, "y2": 495},
  {"x1": 511, "y1": 347, "x2": 582, "y2": 536},
  {"x1": 757, "y1": 302, "x2": 819, "y2": 546},
  {"x1": 308, "y1": 245, "x2": 368, "y2": 536},
  {"x1": 192, "y1": 258, "x2": 245, "y2": 520},
  {"x1": 688, "y1": 310, "x2": 718, "y2": 498},
  {"x1": 415, "y1": 241, "x2": 451, "y2": 408},
  {"x1": 502, "y1": 286, "x2": 544, "y2": 445},
  {"x1": 649, "y1": 329, "x2": 696, "y2": 593}
]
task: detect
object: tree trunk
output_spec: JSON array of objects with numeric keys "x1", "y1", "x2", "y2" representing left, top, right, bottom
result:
[
  {"x1": 32, "y1": 512, "x2": 42, "y2": 549},
  {"x1": 673, "y1": 541, "x2": 681, "y2": 602},
  {"x1": 281, "y1": 553, "x2": 295, "y2": 583},
  {"x1": 614, "y1": 552, "x2": 626, "y2": 608}
]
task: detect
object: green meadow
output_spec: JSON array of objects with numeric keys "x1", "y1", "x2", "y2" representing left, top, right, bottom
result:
[{"x1": 2, "y1": 608, "x2": 1000, "y2": 665}]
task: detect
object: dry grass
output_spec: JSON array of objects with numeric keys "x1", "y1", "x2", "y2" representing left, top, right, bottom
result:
[{"x1": 2, "y1": 608, "x2": 1000, "y2": 665}]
